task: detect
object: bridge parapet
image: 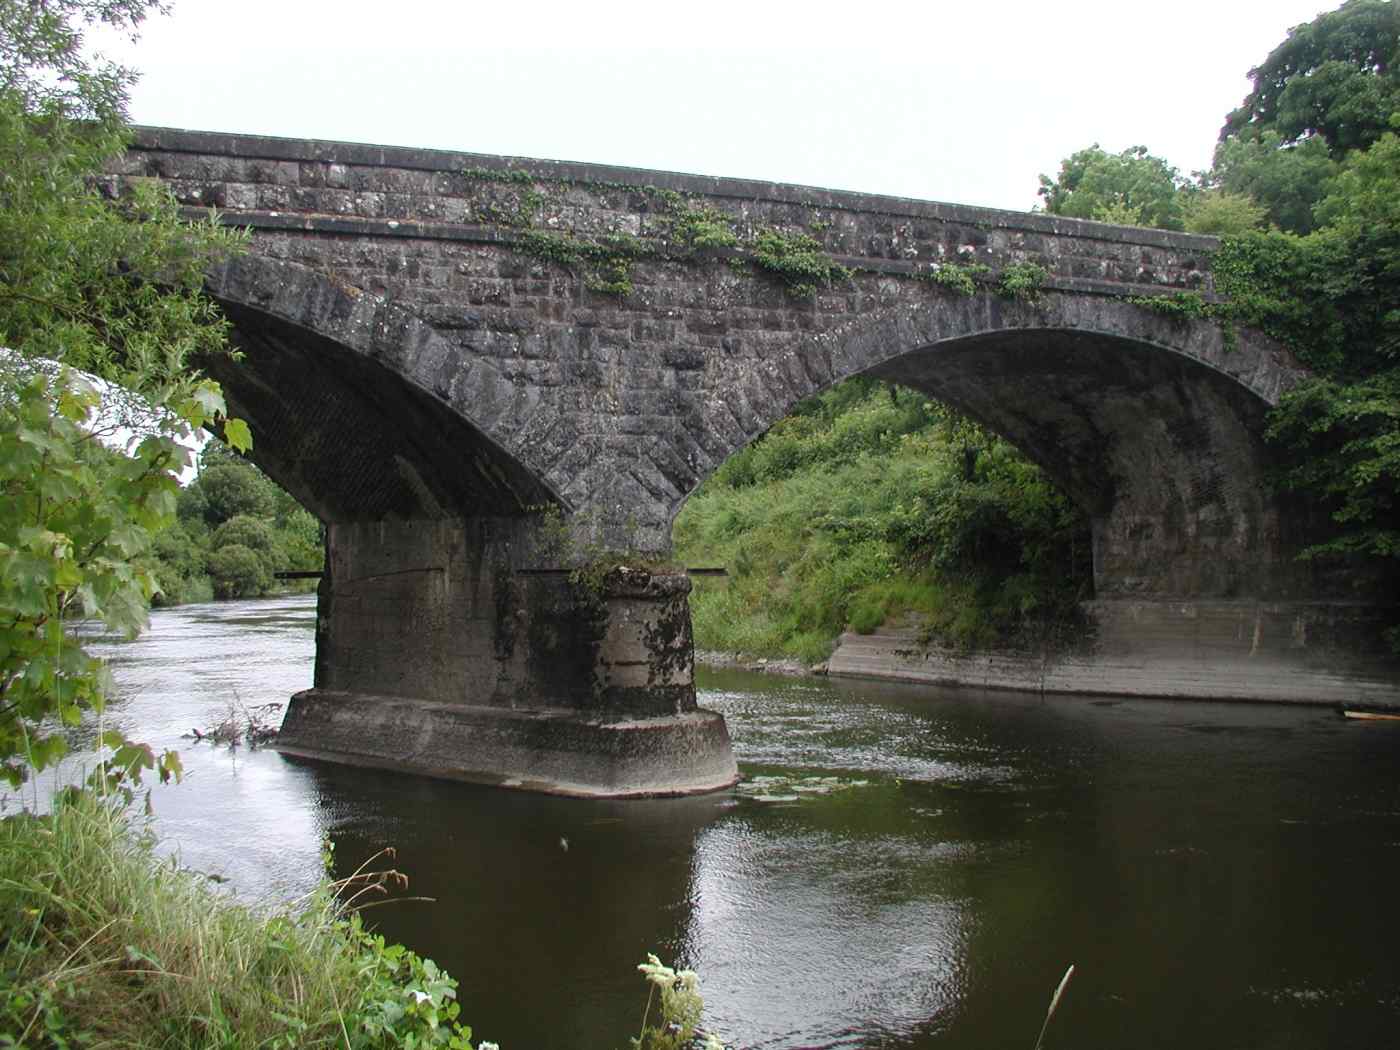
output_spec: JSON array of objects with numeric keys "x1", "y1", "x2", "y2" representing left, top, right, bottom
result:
[{"x1": 118, "y1": 126, "x2": 1216, "y2": 304}]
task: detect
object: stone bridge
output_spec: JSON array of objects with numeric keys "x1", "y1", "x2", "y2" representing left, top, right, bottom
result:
[{"x1": 113, "y1": 128, "x2": 1367, "y2": 796}]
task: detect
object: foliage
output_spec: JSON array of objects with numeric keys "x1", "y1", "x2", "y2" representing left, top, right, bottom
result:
[
  {"x1": 1265, "y1": 371, "x2": 1400, "y2": 560},
  {"x1": 206, "y1": 542, "x2": 272, "y2": 599},
  {"x1": 516, "y1": 228, "x2": 644, "y2": 296},
  {"x1": 631, "y1": 954, "x2": 722, "y2": 1050},
  {"x1": 917, "y1": 260, "x2": 991, "y2": 296},
  {"x1": 1205, "y1": 130, "x2": 1338, "y2": 234},
  {"x1": 1181, "y1": 189, "x2": 1270, "y2": 236},
  {"x1": 749, "y1": 228, "x2": 852, "y2": 299},
  {"x1": 1221, "y1": 0, "x2": 1399, "y2": 156},
  {"x1": 0, "y1": 369, "x2": 200, "y2": 786},
  {"x1": 211, "y1": 513, "x2": 277, "y2": 562},
  {"x1": 662, "y1": 196, "x2": 738, "y2": 252},
  {"x1": 996, "y1": 262, "x2": 1047, "y2": 302},
  {"x1": 196, "y1": 458, "x2": 277, "y2": 523},
  {"x1": 675, "y1": 379, "x2": 1091, "y2": 661},
  {"x1": 1203, "y1": 134, "x2": 1400, "y2": 585},
  {"x1": 0, "y1": 0, "x2": 254, "y2": 787},
  {"x1": 0, "y1": 792, "x2": 480, "y2": 1048},
  {"x1": 143, "y1": 520, "x2": 212, "y2": 606},
  {"x1": 1312, "y1": 124, "x2": 1400, "y2": 233},
  {"x1": 1037, "y1": 144, "x2": 1188, "y2": 230},
  {"x1": 147, "y1": 442, "x2": 322, "y2": 603}
]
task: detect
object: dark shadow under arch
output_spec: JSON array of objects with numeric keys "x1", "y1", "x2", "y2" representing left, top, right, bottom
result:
[
  {"x1": 201, "y1": 256, "x2": 561, "y2": 523},
  {"x1": 675, "y1": 295, "x2": 1313, "y2": 599}
]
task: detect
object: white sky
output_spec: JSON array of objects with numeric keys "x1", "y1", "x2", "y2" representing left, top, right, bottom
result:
[{"x1": 92, "y1": 0, "x2": 1336, "y2": 212}]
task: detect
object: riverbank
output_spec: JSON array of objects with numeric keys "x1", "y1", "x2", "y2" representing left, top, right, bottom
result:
[
  {"x1": 703, "y1": 600, "x2": 1400, "y2": 708},
  {"x1": 0, "y1": 792, "x2": 477, "y2": 1049},
  {"x1": 695, "y1": 649, "x2": 817, "y2": 677}
]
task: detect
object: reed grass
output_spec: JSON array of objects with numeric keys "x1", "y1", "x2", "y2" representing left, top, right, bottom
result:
[
  {"x1": 0, "y1": 791, "x2": 475, "y2": 1048},
  {"x1": 1032, "y1": 963, "x2": 1075, "y2": 1050}
]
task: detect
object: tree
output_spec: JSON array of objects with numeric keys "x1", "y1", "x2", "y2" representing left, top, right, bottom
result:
[
  {"x1": 1037, "y1": 144, "x2": 1188, "y2": 230},
  {"x1": 206, "y1": 544, "x2": 272, "y2": 599},
  {"x1": 1205, "y1": 131, "x2": 1338, "y2": 233},
  {"x1": 197, "y1": 459, "x2": 277, "y2": 524},
  {"x1": 1181, "y1": 189, "x2": 1270, "y2": 236},
  {"x1": 208, "y1": 513, "x2": 280, "y2": 597},
  {"x1": 0, "y1": 0, "x2": 245, "y2": 786},
  {"x1": 1221, "y1": 0, "x2": 1399, "y2": 157},
  {"x1": 144, "y1": 520, "x2": 209, "y2": 605}
]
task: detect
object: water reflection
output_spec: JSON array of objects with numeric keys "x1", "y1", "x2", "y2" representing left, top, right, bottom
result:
[
  {"x1": 303, "y1": 762, "x2": 728, "y2": 1049},
  {"x1": 35, "y1": 596, "x2": 1400, "y2": 1050},
  {"x1": 685, "y1": 812, "x2": 970, "y2": 1049}
]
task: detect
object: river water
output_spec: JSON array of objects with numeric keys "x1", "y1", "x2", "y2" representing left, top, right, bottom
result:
[{"x1": 29, "y1": 593, "x2": 1400, "y2": 1049}]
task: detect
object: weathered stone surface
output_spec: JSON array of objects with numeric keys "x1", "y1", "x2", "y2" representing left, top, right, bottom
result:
[
  {"x1": 119, "y1": 127, "x2": 1315, "y2": 601},
  {"x1": 113, "y1": 127, "x2": 1384, "y2": 785},
  {"x1": 276, "y1": 692, "x2": 738, "y2": 798},
  {"x1": 315, "y1": 519, "x2": 700, "y2": 718},
  {"x1": 827, "y1": 601, "x2": 1400, "y2": 707}
]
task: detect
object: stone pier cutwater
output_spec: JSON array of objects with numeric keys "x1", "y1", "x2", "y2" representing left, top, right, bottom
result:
[
  {"x1": 275, "y1": 518, "x2": 738, "y2": 797},
  {"x1": 111, "y1": 127, "x2": 1400, "y2": 794}
]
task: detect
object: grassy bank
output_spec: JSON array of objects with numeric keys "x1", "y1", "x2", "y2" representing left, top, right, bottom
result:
[
  {"x1": 0, "y1": 792, "x2": 477, "y2": 1049},
  {"x1": 673, "y1": 379, "x2": 1091, "y2": 664}
]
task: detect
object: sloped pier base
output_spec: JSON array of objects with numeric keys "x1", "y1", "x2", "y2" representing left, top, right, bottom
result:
[
  {"x1": 274, "y1": 517, "x2": 739, "y2": 798},
  {"x1": 275, "y1": 689, "x2": 738, "y2": 798}
]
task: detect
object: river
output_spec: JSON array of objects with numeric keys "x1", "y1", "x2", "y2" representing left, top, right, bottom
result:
[{"x1": 30, "y1": 593, "x2": 1400, "y2": 1049}]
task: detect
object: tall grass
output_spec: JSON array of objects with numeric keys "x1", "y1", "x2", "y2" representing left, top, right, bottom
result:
[
  {"x1": 675, "y1": 380, "x2": 1091, "y2": 664},
  {"x1": 0, "y1": 792, "x2": 475, "y2": 1048}
]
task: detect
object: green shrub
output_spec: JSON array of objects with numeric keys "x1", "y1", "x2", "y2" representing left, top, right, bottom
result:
[
  {"x1": 0, "y1": 792, "x2": 479, "y2": 1049},
  {"x1": 675, "y1": 378, "x2": 1091, "y2": 660},
  {"x1": 211, "y1": 513, "x2": 276, "y2": 558},
  {"x1": 207, "y1": 543, "x2": 272, "y2": 599}
]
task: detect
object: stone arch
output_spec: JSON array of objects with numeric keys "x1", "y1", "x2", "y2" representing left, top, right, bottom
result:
[
  {"x1": 202, "y1": 254, "x2": 562, "y2": 522},
  {"x1": 673, "y1": 293, "x2": 1312, "y2": 599}
]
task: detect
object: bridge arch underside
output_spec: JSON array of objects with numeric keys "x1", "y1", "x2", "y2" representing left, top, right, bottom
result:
[
  {"x1": 206, "y1": 300, "x2": 555, "y2": 524},
  {"x1": 857, "y1": 329, "x2": 1311, "y2": 601},
  {"x1": 201, "y1": 276, "x2": 737, "y2": 796}
]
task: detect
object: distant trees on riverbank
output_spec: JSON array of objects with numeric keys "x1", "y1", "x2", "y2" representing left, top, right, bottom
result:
[{"x1": 147, "y1": 443, "x2": 322, "y2": 604}]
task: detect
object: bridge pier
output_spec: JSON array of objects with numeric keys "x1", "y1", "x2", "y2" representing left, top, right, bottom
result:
[{"x1": 274, "y1": 518, "x2": 738, "y2": 797}]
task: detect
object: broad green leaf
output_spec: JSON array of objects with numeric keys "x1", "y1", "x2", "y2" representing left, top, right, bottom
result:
[{"x1": 223, "y1": 416, "x2": 253, "y2": 453}]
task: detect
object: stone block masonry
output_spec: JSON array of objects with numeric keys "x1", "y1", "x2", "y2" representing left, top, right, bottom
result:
[
  {"x1": 114, "y1": 127, "x2": 1315, "y2": 600},
  {"x1": 111, "y1": 127, "x2": 1381, "y2": 790},
  {"x1": 282, "y1": 516, "x2": 737, "y2": 796}
]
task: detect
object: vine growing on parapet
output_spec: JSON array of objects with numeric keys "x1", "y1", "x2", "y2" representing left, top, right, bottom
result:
[
  {"x1": 914, "y1": 259, "x2": 992, "y2": 296},
  {"x1": 1122, "y1": 290, "x2": 1240, "y2": 352},
  {"x1": 458, "y1": 165, "x2": 853, "y2": 300},
  {"x1": 995, "y1": 261, "x2": 1048, "y2": 302},
  {"x1": 749, "y1": 228, "x2": 853, "y2": 299},
  {"x1": 457, "y1": 165, "x2": 1074, "y2": 308}
]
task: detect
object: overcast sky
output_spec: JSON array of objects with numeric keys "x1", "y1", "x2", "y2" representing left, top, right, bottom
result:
[{"x1": 93, "y1": 0, "x2": 1336, "y2": 213}]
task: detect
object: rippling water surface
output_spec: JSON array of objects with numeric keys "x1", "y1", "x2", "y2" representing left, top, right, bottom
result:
[{"x1": 34, "y1": 594, "x2": 1400, "y2": 1049}]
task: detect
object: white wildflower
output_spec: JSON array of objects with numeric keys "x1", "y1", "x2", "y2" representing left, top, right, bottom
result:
[{"x1": 637, "y1": 953, "x2": 677, "y2": 989}]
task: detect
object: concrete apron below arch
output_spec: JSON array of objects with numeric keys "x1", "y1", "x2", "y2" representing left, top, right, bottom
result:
[
  {"x1": 827, "y1": 598, "x2": 1400, "y2": 708},
  {"x1": 273, "y1": 691, "x2": 739, "y2": 798}
]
